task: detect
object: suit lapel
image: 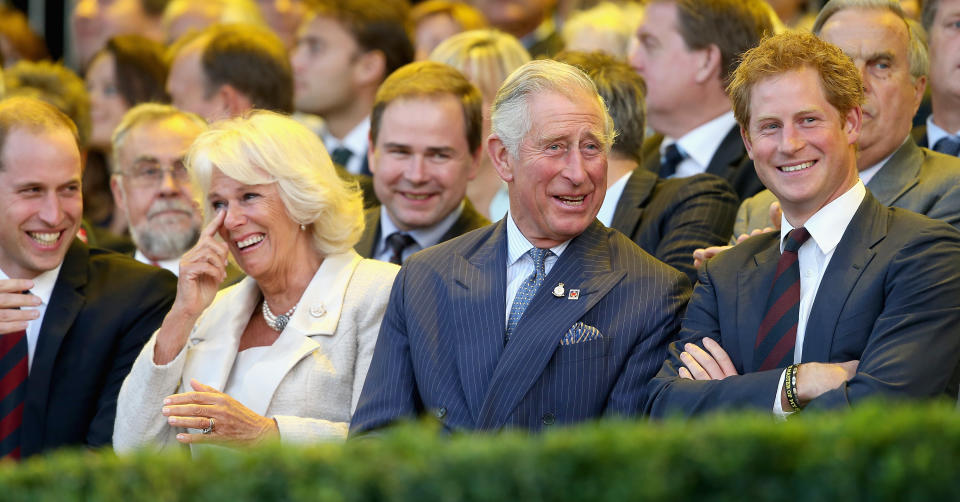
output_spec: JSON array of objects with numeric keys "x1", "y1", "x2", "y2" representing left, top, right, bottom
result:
[
  {"x1": 802, "y1": 194, "x2": 884, "y2": 363},
  {"x1": 23, "y1": 240, "x2": 88, "y2": 454},
  {"x1": 705, "y1": 126, "x2": 746, "y2": 180},
  {"x1": 451, "y1": 220, "x2": 509, "y2": 423},
  {"x1": 737, "y1": 235, "x2": 780, "y2": 372},
  {"x1": 610, "y1": 167, "x2": 657, "y2": 237},
  {"x1": 476, "y1": 222, "x2": 624, "y2": 429},
  {"x1": 440, "y1": 199, "x2": 489, "y2": 244},
  {"x1": 864, "y1": 140, "x2": 921, "y2": 206},
  {"x1": 354, "y1": 207, "x2": 381, "y2": 259}
]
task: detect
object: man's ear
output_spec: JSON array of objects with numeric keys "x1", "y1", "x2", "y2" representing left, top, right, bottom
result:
[
  {"x1": 487, "y1": 135, "x2": 514, "y2": 183},
  {"x1": 844, "y1": 105, "x2": 863, "y2": 145},
  {"x1": 367, "y1": 139, "x2": 378, "y2": 176},
  {"x1": 740, "y1": 126, "x2": 754, "y2": 160},
  {"x1": 354, "y1": 50, "x2": 387, "y2": 88},
  {"x1": 465, "y1": 144, "x2": 482, "y2": 181},
  {"x1": 219, "y1": 84, "x2": 253, "y2": 117},
  {"x1": 694, "y1": 44, "x2": 722, "y2": 85},
  {"x1": 110, "y1": 175, "x2": 127, "y2": 213}
]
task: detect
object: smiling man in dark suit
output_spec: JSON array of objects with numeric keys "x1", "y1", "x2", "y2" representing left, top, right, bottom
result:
[
  {"x1": 355, "y1": 62, "x2": 489, "y2": 265},
  {"x1": 646, "y1": 32, "x2": 960, "y2": 418},
  {"x1": 351, "y1": 59, "x2": 690, "y2": 434},
  {"x1": 0, "y1": 97, "x2": 175, "y2": 458}
]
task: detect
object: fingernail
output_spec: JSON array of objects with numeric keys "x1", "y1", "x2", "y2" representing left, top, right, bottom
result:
[
  {"x1": 162, "y1": 407, "x2": 170, "y2": 415},
  {"x1": 168, "y1": 416, "x2": 176, "y2": 424},
  {"x1": 163, "y1": 398, "x2": 171, "y2": 404},
  {"x1": 176, "y1": 434, "x2": 186, "y2": 441}
]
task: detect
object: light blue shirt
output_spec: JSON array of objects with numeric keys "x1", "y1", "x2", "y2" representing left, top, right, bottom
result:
[{"x1": 504, "y1": 212, "x2": 570, "y2": 328}]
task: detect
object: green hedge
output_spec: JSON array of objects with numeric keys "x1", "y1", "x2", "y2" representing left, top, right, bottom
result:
[{"x1": 2, "y1": 402, "x2": 959, "y2": 501}]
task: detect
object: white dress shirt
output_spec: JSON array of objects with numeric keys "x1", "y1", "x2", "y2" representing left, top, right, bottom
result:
[
  {"x1": 0, "y1": 264, "x2": 63, "y2": 372},
  {"x1": 134, "y1": 249, "x2": 180, "y2": 276},
  {"x1": 597, "y1": 170, "x2": 632, "y2": 227},
  {"x1": 504, "y1": 212, "x2": 570, "y2": 327},
  {"x1": 373, "y1": 202, "x2": 465, "y2": 264},
  {"x1": 321, "y1": 116, "x2": 370, "y2": 175},
  {"x1": 661, "y1": 111, "x2": 738, "y2": 179},
  {"x1": 772, "y1": 180, "x2": 866, "y2": 416}
]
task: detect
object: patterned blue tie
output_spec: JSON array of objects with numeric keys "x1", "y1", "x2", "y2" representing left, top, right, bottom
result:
[{"x1": 505, "y1": 248, "x2": 551, "y2": 343}]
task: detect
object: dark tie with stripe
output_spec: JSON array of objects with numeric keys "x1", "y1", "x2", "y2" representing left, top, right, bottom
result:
[
  {"x1": 933, "y1": 136, "x2": 960, "y2": 157},
  {"x1": 659, "y1": 143, "x2": 685, "y2": 178},
  {"x1": 754, "y1": 227, "x2": 811, "y2": 372},
  {"x1": 330, "y1": 147, "x2": 353, "y2": 168},
  {"x1": 0, "y1": 327, "x2": 28, "y2": 459},
  {"x1": 386, "y1": 232, "x2": 416, "y2": 265}
]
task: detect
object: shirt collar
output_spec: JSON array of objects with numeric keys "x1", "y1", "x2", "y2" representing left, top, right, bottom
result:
[
  {"x1": 505, "y1": 211, "x2": 570, "y2": 265},
  {"x1": 322, "y1": 115, "x2": 371, "y2": 155},
  {"x1": 378, "y1": 201, "x2": 465, "y2": 254},
  {"x1": 662, "y1": 111, "x2": 738, "y2": 169},
  {"x1": 779, "y1": 180, "x2": 866, "y2": 255},
  {"x1": 858, "y1": 137, "x2": 905, "y2": 185},
  {"x1": 926, "y1": 115, "x2": 958, "y2": 150},
  {"x1": 597, "y1": 170, "x2": 633, "y2": 227},
  {"x1": 135, "y1": 249, "x2": 180, "y2": 276},
  {"x1": 0, "y1": 263, "x2": 62, "y2": 306}
]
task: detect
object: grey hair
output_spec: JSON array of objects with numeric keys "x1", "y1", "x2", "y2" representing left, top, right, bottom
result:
[
  {"x1": 187, "y1": 110, "x2": 364, "y2": 256},
  {"x1": 111, "y1": 103, "x2": 207, "y2": 174},
  {"x1": 813, "y1": 0, "x2": 929, "y2": 80},
  {"x1": 490, "y1": 59, "x2": 615, "y2": 159}
]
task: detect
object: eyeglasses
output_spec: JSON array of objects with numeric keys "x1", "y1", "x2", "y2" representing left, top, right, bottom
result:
[{"x1": 121, "y1": 161, "x2": 191, "y2": 188}]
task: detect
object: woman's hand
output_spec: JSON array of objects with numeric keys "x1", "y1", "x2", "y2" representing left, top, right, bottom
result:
[
  {"x1": 162, "y1": 379, "x2": 279, "y2": 447},
  {"x1": 174, "y1": 210, "x2": 230, "y2": 319}
]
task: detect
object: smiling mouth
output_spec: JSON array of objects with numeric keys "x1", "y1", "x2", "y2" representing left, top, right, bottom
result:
[
  {"x1": 236, "y1": 234, "x2": 264, "y2": 249},
  {"x1": 779, "y1": 161, "x2": 815, "y2": 173},
  {"x1": 28, "y1": 231, "x2": 62, "y2": 247},
  {"x1": 401, "y1": 192, "x2": 434, "y2": 201},
  {"x1": 555, "y1": 195, "x2": 586, "y2": 206}
]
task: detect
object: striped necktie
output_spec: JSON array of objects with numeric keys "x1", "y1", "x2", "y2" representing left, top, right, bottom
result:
[
  {"x1": 754, "y1": 227, "x2": 811, "y2": 371},
  {"x1": 0, "y1": 327, "x2": 28, "y2": 459}
]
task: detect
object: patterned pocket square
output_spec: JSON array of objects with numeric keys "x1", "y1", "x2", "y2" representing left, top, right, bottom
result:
[{"x1": 560, "y1": 322, "x2": 603, "y2": 346}]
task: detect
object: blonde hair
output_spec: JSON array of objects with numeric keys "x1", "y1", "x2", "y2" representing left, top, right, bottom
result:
[
  {"x1": 188, "y1": 110, "x2": 364, "y2": 255},
  {"x1": 429, "y1": 29, "x2": 530, "y2": 102}
]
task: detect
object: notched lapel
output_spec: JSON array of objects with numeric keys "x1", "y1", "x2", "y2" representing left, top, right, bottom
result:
[
  {"x1": 804, "y1": 195, "x2": 885, "y2": 363},
  {"x1": 610, "y1": 168, "x2": 656, "y2": 238},
  {"x1": 737, "y1": 240, "x2": 779, "y2": 372},
  {"x1": 476, "y1": 222, "x2": 623, "y2": 429},
  {"x1": 865, "y1": 141, "x2": 921, "y2": 207},
  {"x1": 452, "y1": 222, "x2": 509, "y2": 422},
  {"x1": 23, "y1": 241, "x2": 88, "y2": 452}
]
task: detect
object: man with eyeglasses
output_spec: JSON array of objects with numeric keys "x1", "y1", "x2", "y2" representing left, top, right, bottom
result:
[{"x1": 110, "y1": 103, "x2": 242, "y2": 285}]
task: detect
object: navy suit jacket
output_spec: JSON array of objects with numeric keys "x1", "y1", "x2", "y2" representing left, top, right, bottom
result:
[
  {"x1": 351, "y1": 219, "x2": 690, "y2": 433},
  {"x1": 22, "y1": 241, "x2": 176, "y2": 456},
  {"x1": 645, "y1": 192, "x2": 960, "y2": 417},
  {"x1": 354, "y1": 199, "x2": 490, "y2": 261}
]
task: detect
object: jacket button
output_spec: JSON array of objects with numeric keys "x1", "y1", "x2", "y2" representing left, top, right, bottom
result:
[
  {"x1": 435, "y1": 407, "x2": 447, "y2": 419},
  {"x1": 542, "y1": 412, "x2": 555, "y2": 425}
]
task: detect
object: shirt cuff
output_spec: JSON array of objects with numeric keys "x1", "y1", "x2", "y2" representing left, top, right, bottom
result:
[{"x1": 772, "y1": 369, "x2": 796, "y2": 420}]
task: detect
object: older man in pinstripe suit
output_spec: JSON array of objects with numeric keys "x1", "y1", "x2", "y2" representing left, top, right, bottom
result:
[{"x1": 350, "y1": 60, "x2": 691, "y2": 434}]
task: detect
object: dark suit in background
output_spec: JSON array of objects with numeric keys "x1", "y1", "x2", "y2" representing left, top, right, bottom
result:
[
  {"x1": 351, "y1": 220, "x2": 690, "y2": 433},
  {"x1": 735, "y1": 140, "x2": 960, "y2": 234},
  {"x1": 611, "y1": 168, "x2": 738, "y2": 284},
  {"x1": 354, "y1": 199, "x2": 490, "y2": 259},
  {"x1": 22, "y1": 241, "x2": 176, "y2": 456},
  {"x1": 641, "y1": 127, "x2": 764, "y2": 200},
  {"x1": 645, "y1": 193, "x2": 960, "y2": 417}
]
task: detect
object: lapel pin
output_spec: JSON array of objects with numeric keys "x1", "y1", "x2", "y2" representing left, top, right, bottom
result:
[
  {"x1": 568, "y1": 289, "x2": 580, "y2": 300},
  {"x1": 310, "y1": 303, "x2": 327, "y2": 318},
  {"x1": 552, "y1": 282, "x2": 565, "y2": 297}
]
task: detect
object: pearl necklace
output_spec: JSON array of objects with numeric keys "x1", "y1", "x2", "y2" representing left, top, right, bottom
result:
[{"x1": 262, "y1": 299, "x2": 296, "y2": 332}]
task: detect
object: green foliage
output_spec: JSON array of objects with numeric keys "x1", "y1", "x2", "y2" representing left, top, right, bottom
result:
[{"x1": 2, "y1": 402, "x2": 959, "y2": 501}]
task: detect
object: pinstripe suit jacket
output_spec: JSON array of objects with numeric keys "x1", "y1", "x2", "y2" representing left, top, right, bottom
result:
[
  {"x1": 611, "y1": 168, "x2": 738, "y2": 284},
  {"x1": 350, "y1": 219, "x2": 691, "y2": 434}
]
